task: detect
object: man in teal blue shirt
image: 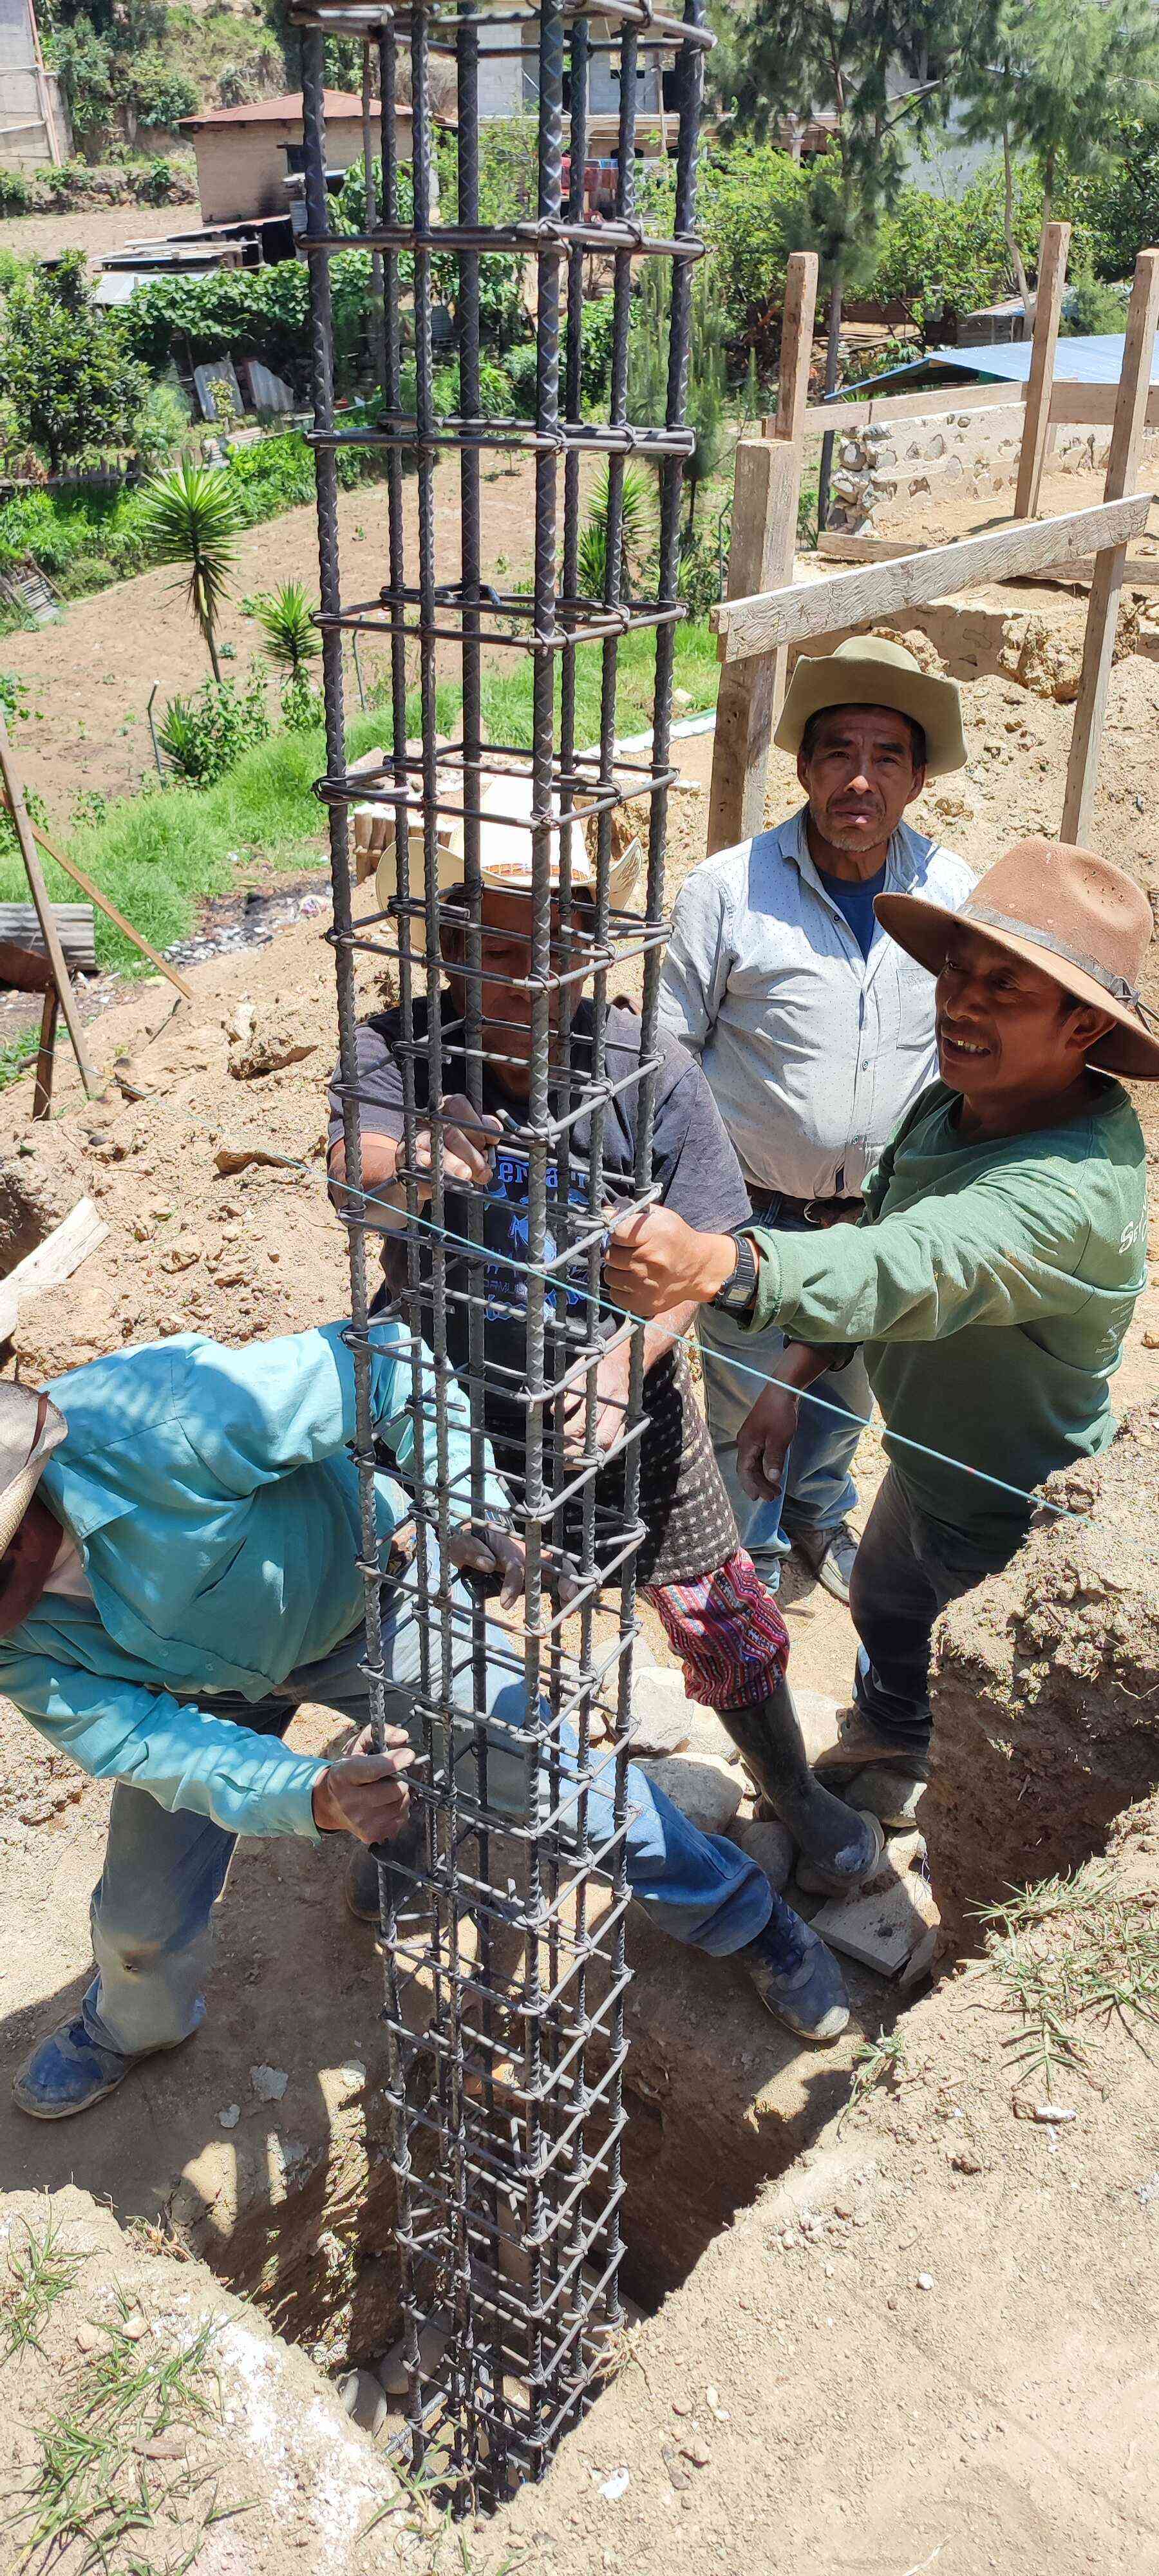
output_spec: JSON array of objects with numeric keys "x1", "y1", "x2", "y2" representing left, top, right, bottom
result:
[{"x1": 0, "y1": 1316, "x2": 849, "y2": 2118}]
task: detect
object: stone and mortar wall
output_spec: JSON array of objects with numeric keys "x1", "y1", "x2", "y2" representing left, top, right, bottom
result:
[
  {"x1": 825, "y1": 408, "x2": 1159, "y2": 536},
  {"x1": 923, "y1": 1403, "x2": 1159, "y2": 1950}
]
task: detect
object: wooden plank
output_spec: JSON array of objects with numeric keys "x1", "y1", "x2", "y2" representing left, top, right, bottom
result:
[
  {"x1": 766, "y1": 252, "x2": 817, "y2": 725},
  {"x1": 1015, "y1": 222, "x2": 1071, "y2": 518},
  {"x1": 788, "y1": 380, "x2": 1026, "y2": 440},
  {"x1": 1050, "y1": 382, "x2": 1159, "y2": 430},
  {"x1": 32, "y1": 985, "x2": 57, "y2": 1122},
  {"x1": 0, "y1": 1195, "x2": 109, "y2": 1340},
  {"x1": 712, "y1": 492, "x2": 1151, "y2": 663},
  {"x1": 708, "y1": 442, "x2": 799, "y2": 852},
  {"x1": 817, "y1": 526, "x2": 1159, "y2": 584},
  {"x1": 1062, "y1": 250, "x2": 1159, "y2": 846},
  {"x1": 0, "y1": 707, "x2": 101, "y2": 1103}
]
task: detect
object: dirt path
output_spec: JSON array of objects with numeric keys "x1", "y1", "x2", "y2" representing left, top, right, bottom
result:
[{"x1": 0, "y1": 200, "x2": 196, "y2": 268}]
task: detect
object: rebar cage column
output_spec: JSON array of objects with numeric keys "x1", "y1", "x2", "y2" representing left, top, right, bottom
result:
[{"x1": 294, "y1": 0, "x2": 708, "y2": 2505}]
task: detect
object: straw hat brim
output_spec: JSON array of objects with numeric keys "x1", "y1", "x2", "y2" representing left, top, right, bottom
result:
[
  {"x1": 0, "y1": 1391, "x2": 67, "y2": 1559},
  {"x1": 874, "y1": 890, "x2": 1159, "y2": 1080},
  {"x1": 774, "y1": 649, "x2": 966, "y2": 779}
]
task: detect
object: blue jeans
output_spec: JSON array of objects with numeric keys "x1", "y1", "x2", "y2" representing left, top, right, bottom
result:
[
  {"x1": 82, "y1": 1571, "x2": 773, "y2": 2058},
  {"x1": 849, "y1": 1466, "x2": 1014, "y2": 1753},
  {"x1": 699, "y1": 1234, "x2": 872, "y2": 1589}
]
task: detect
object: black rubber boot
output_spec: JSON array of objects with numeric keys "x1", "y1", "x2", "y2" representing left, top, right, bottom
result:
[{"x1": 719, "y1": 1675, "x2": 882, "y2": 1889}]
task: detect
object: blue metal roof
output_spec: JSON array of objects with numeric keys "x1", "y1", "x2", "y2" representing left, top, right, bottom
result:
[
  {"x1": 833, "y1": 334, "x2": 1159, "y2": 400},
  {"x1": 925, "y1": 334, "x2": 1159, "y2": 386}
]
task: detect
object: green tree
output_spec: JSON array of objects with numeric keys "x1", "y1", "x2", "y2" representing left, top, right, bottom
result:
[
  {"x1": 252, "y1": 580, "x2": 320, "y2": 682},
  {"x1": 1058, "y1": 106, "x2": 1159, "y2": 281},
  {"x1": 957, "y1": 0, "x2": 1156, "y2": 314},
  {"x1": 0, "y1": 252, "x2": 147, "y2": 475},
  {"x1": 138, "y1": 460, "x2": 243, "y2": 681},
  {"x1": 712, "y1": 0, "x2": 966, "y2": 518}
]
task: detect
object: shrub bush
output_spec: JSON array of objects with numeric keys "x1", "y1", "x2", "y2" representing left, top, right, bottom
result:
[{"x1": 157, "y1": 671, "x2": 270, "y2": 786}]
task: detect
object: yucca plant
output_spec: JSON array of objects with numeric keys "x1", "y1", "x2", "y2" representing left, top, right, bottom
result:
[
  {"x1": 139, "y1": 460, "x2": 243, "y2": 681},
  {"x1": 576, "y1": 463, "x2": 656, "y2": 603},
  {"x1": 251, "y1": 580, "x2": 321, "y2": 685}
]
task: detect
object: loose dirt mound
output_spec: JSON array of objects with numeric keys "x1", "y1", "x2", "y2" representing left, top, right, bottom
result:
[{"x1": 925, "y1": 1405, "x2": 1159, "y2": 1949}]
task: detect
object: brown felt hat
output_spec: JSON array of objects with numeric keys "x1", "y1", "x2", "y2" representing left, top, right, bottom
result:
[
  {"x1": 773, "y1": 635, "x2": 966, "y2": 778},
  {"x1": 875, "y1": 838, "x2": 1159, "y2": 1080}
]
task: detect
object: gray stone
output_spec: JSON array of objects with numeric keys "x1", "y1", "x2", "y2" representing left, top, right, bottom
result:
[
  {"x1": 338, "y1": 2369, "x2": 390, "y2": 2436},
  {"x1": 638, "y1": 1755, "x2": 744, "y2": 1839},
  {"x1": 729, "y1": 1814, "x2": 794, "y2": 1892}
]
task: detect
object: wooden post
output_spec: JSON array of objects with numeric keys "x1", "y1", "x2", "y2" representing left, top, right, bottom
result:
[
  {"x1": 0, "y1": 707, "x2": 101, "y2": 1103},
  {"x1": 766, "y1": 250, "x2": 818, "y2": 723},
  {"x1": 705, "y1": 254, "x2": 818, "y2": 855},
  {"x1": 1060, "y1": 248, "x2": 1159, "y2": 846},
  {"x1": 1014, "y1": 221, "x2": 1071, "y2": 521},
  {"x1": 32, "y1": 985, "x2": 58, "y2": 1121},
  {"x1": 706, "y1": 440, "x2": 798, "y2": 854}
]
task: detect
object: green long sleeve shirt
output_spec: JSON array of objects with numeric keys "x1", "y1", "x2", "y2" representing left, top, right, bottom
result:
[{"x1": 746, "y1": 1075, "x2": 1148, "y2": 1550}]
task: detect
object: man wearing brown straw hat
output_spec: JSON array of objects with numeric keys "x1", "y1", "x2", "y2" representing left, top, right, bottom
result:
[
  {"x1": 661, "y1": 635, "x2": 974, "y2": 1613},
  {"x1": 607, "y1": 838, "x2": 1153, "y2": 1817}
]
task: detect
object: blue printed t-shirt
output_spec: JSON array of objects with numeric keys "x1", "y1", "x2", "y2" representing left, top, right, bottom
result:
[
  {"x1": 330, "y1": 996, "x2": 751, "y2": 1463},
  {"x1": 814, "y1": 858, "x2": 887, "y2": 961}
]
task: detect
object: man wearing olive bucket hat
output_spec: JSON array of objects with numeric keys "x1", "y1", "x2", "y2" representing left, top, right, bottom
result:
[
  {"x1": 607, "y1": 838, "x2": 1154, "y2": 1819},
  {"x1": 659, "y1": 635, "x2": 975, "y2": 1611}
]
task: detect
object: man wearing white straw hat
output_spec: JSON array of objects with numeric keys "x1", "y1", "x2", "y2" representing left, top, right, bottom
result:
[
  {"x1": 659, "y1": 636, "x2": 974, "y2": 1607},
  {"x1": 607, "y1": 840, "x2": 1154, "y2": 1823},
  {"x1": 331, "y1": 766, "x2": 889, "y2": 1917}
]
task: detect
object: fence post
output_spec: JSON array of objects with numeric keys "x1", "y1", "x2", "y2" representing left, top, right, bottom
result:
[
  {"x1": 1014, "y1": 221, "x2": 1071, "y2": 520},
  {"x1": 706, "y1": 253, "x2": 818, "y2": 857},
  {"x1": 706, "y1": 440, "x2": 798, "y2": 855},
  {"x1": 1060, "y1": 248, "x2": 1159, "y2": 845}
]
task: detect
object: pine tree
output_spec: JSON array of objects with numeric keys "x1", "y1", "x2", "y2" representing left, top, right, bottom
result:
[{"x1": 711, "y1": 0, "x2": 965, "y2": 522}]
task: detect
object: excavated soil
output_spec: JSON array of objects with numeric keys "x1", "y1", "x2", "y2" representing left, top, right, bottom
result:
[
  {"x1": 0, "y1": 618, "x2": 1155, "y2": 2570},
  {"x1": 926, "y1": 1401, "x2": 1159, "y2": 1949}
]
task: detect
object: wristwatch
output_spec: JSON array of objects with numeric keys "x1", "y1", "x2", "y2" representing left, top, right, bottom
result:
[{"x1": 712, "y1": 1228, "x2": 759, "y2": 1317}]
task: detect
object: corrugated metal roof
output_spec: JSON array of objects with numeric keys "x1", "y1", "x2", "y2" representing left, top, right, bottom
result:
[
  {"x1": 838, "y1": 334, "x2": 1159, "y2": 400},
  {"x1": 924, "y1": 334, "x2": 1159, "y2": 386}
]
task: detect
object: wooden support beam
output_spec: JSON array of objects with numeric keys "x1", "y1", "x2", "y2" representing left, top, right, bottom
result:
[
  {"x1": 1014, "y1": 222, "x2": 1071, "y2": 520},
  {"x1": 32, "y1": 985, "x2": 58, "y2": 1122},
  {"x1": 707, "y1": 441, "x2": 798, "y2": 853},
  {"x1": 793, "y1": 379, "x2": 1026, "y2": 440},
  {"x1": 772, "y1": 250, "x2": 818, "y2": 450},
  {"x1": 0, "y1": 1195, "x2": 109, "y2": 1341},
  {"x1": 816, "y1": 525, "x2": 1159, "y2": 587},
  {"x1": 712, "y1": 491, "x2": 1151, "y2": 663},
  {"x1": 1061, "y1": 250, "x2": 1159, "y2": 846},
  {"x1": 0, "y1": 706, "x2": 101, "y2": 1103},
  {"x1": 765, "y1": 250, "x2": 818, "y2": 728}
]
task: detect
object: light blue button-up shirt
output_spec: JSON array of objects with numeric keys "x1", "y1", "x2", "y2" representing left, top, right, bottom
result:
[
  {"x1": 0, "y1": 1320, "x2": 504, "y2": 1843},
  {"x1": 659, "y1": 810, "x2": 975, "y2": 1200}
]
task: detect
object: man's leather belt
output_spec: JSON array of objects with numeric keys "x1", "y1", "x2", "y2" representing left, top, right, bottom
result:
[{"x1": 748, "y1": 1185, "x2": 863, "y2": 1229}]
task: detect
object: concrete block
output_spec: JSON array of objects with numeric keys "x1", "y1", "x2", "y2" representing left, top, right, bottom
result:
[{"x1": 811, "y1": 1852, "x2": 937, "y2": 1979}]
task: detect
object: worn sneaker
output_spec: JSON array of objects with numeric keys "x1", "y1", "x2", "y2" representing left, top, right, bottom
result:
[
  {"x1": 792, "y1": 1520, "x2": 860, "y2": 1604},
  {"x1": 13, "y1": 2017, "x2": 167, "y2": 2121},
  {"x1": 744, "y1": 1906, "x2": 850, "y2": 2044}
]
